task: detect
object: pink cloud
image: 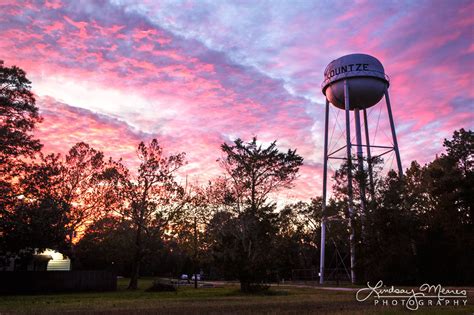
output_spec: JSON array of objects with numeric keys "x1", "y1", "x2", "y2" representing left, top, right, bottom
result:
[
  {"x1": 36, "y1": 97, "x2": 145, "y2": 163},
  {"x1": 63, "y1": 15, "x2": 88, "y2": 39},
  {"x1": 44, "y1": 20, "x2": 64, "y2": 33},
  {"x1": 45, "y1": 0, "x2": 62, "y2": 10},
  {"x1": 0, "y1": 0, "x2": 471, "y2": 202}
]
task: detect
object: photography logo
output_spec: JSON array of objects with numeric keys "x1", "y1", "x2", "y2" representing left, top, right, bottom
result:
[{"x1": 356, "y1": 280, "x2": 468, "y2": 311}]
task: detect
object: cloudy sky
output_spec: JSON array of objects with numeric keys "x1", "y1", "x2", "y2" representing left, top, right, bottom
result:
[{"x1": 1, "y1": 0, "x2": 472, "y2": 201}]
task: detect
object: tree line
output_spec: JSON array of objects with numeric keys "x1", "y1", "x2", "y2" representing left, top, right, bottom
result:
[{"x1": 1, "y1": 61, "x2": 472, "y2": 291}]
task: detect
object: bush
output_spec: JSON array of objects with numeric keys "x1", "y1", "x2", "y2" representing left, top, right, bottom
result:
[
  {"x1": 145, "y1": 280, "x2": 176, "y2": 292},
  {"x1": 240, "y1": 282, "x2": 270, "y2": 293}
]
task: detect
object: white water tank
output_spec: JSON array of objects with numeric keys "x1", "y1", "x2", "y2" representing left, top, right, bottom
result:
[{"x1": 322, "y1": 53, "x2": 389, "y2": 110}]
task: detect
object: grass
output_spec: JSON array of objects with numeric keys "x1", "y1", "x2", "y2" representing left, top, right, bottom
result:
[{"x1": 0, "y1": 278, "x2": 472, "y2": 314}]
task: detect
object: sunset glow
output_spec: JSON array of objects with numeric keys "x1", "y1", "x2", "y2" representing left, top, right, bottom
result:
[{"x1": 1, "y1": 0, "x2": 472, "y2": 200}]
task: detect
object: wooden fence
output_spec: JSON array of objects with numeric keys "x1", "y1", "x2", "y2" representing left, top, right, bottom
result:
[{"x1": 0, "y1": 271, "x2": 116, "y2": 294}]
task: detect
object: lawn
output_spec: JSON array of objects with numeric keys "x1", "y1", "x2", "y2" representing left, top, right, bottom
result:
[{"x1": 0, "y1": 278, "x2": 472, "y2": 314}]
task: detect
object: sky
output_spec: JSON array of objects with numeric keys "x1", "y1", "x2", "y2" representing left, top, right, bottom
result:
[{"x1": 1, "y1": 0, "x2": 473, "y2": 202}]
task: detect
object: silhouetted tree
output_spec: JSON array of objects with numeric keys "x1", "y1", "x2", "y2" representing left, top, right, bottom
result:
[
  {"x1": 214, "y1": 137, "x2": 303, "y2": 292},
  {"x1": 0, "y1": 61, "x2": 43, "y2": 251},
  {"x1": 171, "y1": 183, "x2": 215, "y2": 287},
  {"x1": 57, "y1": 142, "x2": 119, "y2": 265},
  {"x1": 413, "y1": 129, "x2": 473, "y2": 284},
  {"x1": 0, "y1": 60, "x2": 42, "y2": 165},
  {"x1": 76, "y1": 216, "x2": 136, "y2": 275},
  {"x1": 0, "y1": 154, "x2": 69, "y2": 258},
  {"x1": 327, "y1": 129, "x2": 473, "y2": 285},
  {"x1": 220, "y1": 138, "x2": 303, "y2": 212},
  {"x1": 363, "y1": 170, "x2": 418, "y2": 284},
  {"x1": 115, "y1": 139, "x2": 186, "y2": 290},
  {"x1": 274, "y1": 201, "x2": 319, "y2": 280}
]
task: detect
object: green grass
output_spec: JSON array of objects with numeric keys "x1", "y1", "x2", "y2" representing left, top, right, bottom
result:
[{"x1": 0, "y1": 278, "x2": 472, "y2": 314}]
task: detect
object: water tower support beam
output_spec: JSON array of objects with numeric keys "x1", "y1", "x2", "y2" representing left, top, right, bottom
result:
[
  {"x1": 363, "y1": 109, "x2": 375, "y2": 197},
  {"x1": 354, "y1": 108, "x2": 367, "y2": 234},
  {"x1": 319, "y1": 98, "x2": 330, "y2": 285},
  {"x1": 344, "y1": 80, "x2": 356, "y2": 284},
  {"x1": 384, "y1": 89, "x2": 403, "y2": 178}
]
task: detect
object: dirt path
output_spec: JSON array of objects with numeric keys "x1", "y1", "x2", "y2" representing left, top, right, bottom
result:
[{"x1": 202, "y1": 280, "x2": 359, "y2": 292}]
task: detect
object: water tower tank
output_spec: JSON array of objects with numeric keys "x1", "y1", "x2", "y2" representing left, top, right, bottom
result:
[{"x1": 322, "y1": 53, "x2": 389, "y2": 110}]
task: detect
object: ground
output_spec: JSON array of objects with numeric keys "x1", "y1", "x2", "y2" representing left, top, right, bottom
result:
[{"x1": 0, "y1": 278, "x2": 472, "y2": 314}]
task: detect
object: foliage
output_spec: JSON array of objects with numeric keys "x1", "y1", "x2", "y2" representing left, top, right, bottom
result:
[
  {"x1": 0, "y1": 61, "x2": 43, "y2": 258},
  {"x1": 273, "y1": 201, "x2": 320, "y2": 280},
  {"x1": 412, "y1": 128, "x2": 473, "y2": 284},
  {"x1": 348, "y1": 129, "x2": 472, "y2": 285},
  {"x1": 362, "y1": 170, "x2": 418, "y2": 284},
  {"x1": 0, "y1": 60, "x2": 42, "y2": 164},
  {"x1": 220, "y1": 137, "x2": 303, "y2": 212},
  {"x1": 212, "y1": 137, "x2": 303, "y2": 291},
  {"x1": 49, "y1": 142, "x2": 122, "y2": 265},
  {"x1": 170, "y1": 183, "x2": 215, "y2": 286},
  {"x1": 113, "y1": 139, "x2": 186, "y2": 289},
  {"x1": 75, "y1": 216, "x2": 135, "y2": 274},
  {"x1": 0, "y1": 154, "x2": 70, "y2": 263}
]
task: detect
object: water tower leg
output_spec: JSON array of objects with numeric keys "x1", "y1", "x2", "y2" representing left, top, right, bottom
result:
[
  {"x1": 319, "y1": 98, "x2": 330, "y2": 285},
  {"x1": 344, "y1": 80, "x2": 356, "y2": 284},
  {"x1": 384, "y1": 89, "x2": 403, "y2": 178},
  {"x1": 363, "y1": 109, "x2": 375, "y2": 197},
  {"x1": 354, "y1": 108, "x2": 367, "y2": 234}
]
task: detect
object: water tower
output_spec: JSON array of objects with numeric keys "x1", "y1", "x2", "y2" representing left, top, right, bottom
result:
[{"x1": 318, "y1": 53, "x2": 403, "y2": 284}]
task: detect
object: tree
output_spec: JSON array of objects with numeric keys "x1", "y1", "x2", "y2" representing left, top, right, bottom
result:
[
  {"x1": 297, "y1": 197, "x2": 351, "y2": 282},
  {"x1": 220, "y1": 138, "x2": 303, "y2": 212},
  {"x1": 362, "y1": 170, "x2": 418, "y2": 284},
  {"x1": 327, "y1": 129, "x2": 473, "y2": 285},
  {"x1": 214, "y1": 137, "x2": 303, "y2": 291},
  {"x1": 116, "y1": 139, "x2": 186, "y2": 290},
  {"x1": 274, "y1": 201, "x2": 319, "y2": 280},
  {"x1": 0, "y1": 60, "x2": 42, "y2": 230},
  {"x1": 75, "y1": 216, "x2": 137, "y2": 276},
  {"x1": 330, "y1": 154, "x2": 386, "y2": 282},
  {"x1": 0, "y1": 60, "x2": 42, "y2": 164},
  {"x1": 0, "y1": 154, "x2": 70, "y2": 267},
  {"x1": 443, "y1": 128, "x2": 473, "y2": 176},
  {"x1": 1, "y1": 139, "x2": 122, "y2": 270},
  {"x1": 171, "y1": 183, "x2": 215, "y2": 288},
  {"x1": 58, "y1": 142, "x2": 117, "y2": 263},
  {"x1": 413, "y1": 129, "x2": 473, "y2": 284}
]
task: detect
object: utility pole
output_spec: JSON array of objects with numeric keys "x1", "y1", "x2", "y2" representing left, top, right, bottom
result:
[{"x1": 194, "y1": 215, "x2": 198, "y2": 289}]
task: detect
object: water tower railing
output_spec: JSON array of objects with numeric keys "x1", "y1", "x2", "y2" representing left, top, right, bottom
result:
[
  {"x1": 327, "y1": 144, "x2": 395, "y2": 160},
  {"x1": 321, "y1": 71, "x2": 390, "y2": 89}
]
